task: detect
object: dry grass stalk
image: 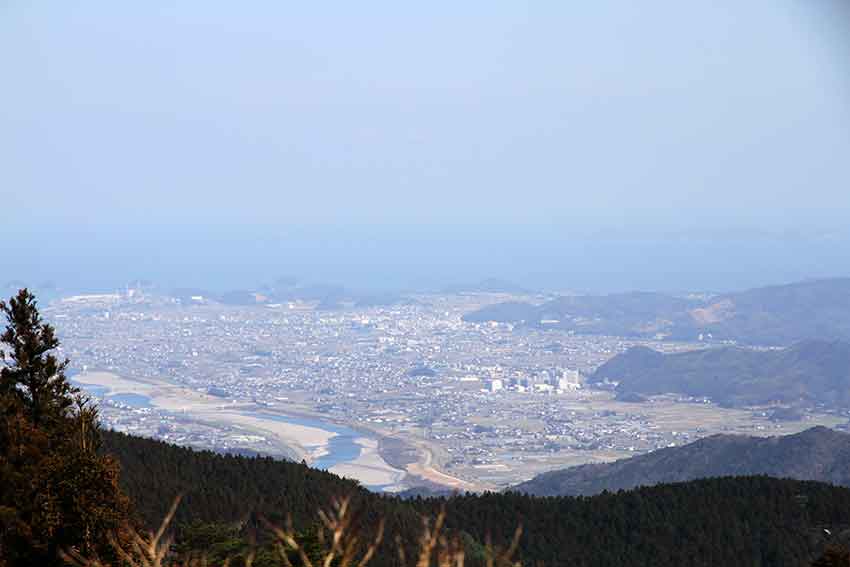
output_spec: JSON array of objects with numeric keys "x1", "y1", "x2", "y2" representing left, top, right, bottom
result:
[
  {"x1": 484, "y1": 526, "x2": 522, "y2": 567},
  {"x1": 63, "y1": 494, "x2": 521, "y2": 567},
  {"x1": 62, "y1": 495, "x2": 202, "y2": 567},
  {"x1": 265, "y1": 495, "x2": 384, "y2": 567}
]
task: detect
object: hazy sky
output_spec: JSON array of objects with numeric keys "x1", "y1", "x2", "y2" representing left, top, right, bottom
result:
[{"x1": 2, "y1": 2, "x2": 849, "y2": 291}]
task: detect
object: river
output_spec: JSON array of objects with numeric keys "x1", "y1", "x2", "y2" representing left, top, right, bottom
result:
[{"x1": 72, "y1": 379, "x2": 386, "y2": 483}]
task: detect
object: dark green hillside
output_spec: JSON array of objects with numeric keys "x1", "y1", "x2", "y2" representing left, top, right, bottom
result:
[
  {"x1": 102, "y1": 430, "x2": 361, "y2": 527},
  {"x1": 101, "y1": 430, "x2": 422, "y2": 565},
  {"x1": 589, "y1": 340, "x2": 850, "y2": 407},
  {"x1": 102, "y1": 430, "x2": 850, "y2": 567},
  {"x1": 514, "y1": 426, "x2": 850, "y2": 497},
  {"x1": 415, "y1": 477, "x2": 850, "y2": 567}
]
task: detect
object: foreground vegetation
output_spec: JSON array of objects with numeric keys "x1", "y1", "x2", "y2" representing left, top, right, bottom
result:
[
  {"x1": 110, "y1": 429, "x2": 850, "y2": 566},
  {"x1": 0, "y1": 289, "x2": 131, "y2": 565}
]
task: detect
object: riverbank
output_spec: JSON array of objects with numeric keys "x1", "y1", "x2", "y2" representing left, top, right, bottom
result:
[
  {"x1": 73, "y1": 371, "x2": 409, "y2": 490},
  {"x1": 329, "y1": 437, "x2": 407, "y2": 489}
]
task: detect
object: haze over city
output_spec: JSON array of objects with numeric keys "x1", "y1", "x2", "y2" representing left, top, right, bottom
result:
[{"x1": 2, "y1": 1, "x2": 850, "y2": 292}]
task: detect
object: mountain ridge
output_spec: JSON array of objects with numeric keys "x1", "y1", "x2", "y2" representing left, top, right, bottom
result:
[
  {"x1": 513, "y1": 426, "x2": 850, "y2": 497},
  {"x1": 462, "y1": 277, "x2": 850, "y2": 345},
  {"x1": 589, "y1": 339, "x2": 850, "y2": 407}
]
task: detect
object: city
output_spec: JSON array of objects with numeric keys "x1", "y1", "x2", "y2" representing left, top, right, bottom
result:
[{"x1": 46, "y1": 288, "x2": 845, "y2": 492}]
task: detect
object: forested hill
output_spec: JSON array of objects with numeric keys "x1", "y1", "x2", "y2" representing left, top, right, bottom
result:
[
  {"x1": 102, "y1": 430, "x2": 426, "y2": 567},
  {"x1": 513, "y1": 426, "x2": 850, "y2": 497},
  {"x1": 103, "y1": 430, "x2": 850, "y2": 566},
  {"x1": 462, "y1": 278, "x2": 850, "y2": 345},
  {"x1": 101, "y1": 429, "x2": 415, "y2": 528},
  {"x1": 434, "y1": 477, "x2": 850, "y2": 567},
  {"x1": 589, "y1": 340, "x2": 850, "y2": 407}
]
